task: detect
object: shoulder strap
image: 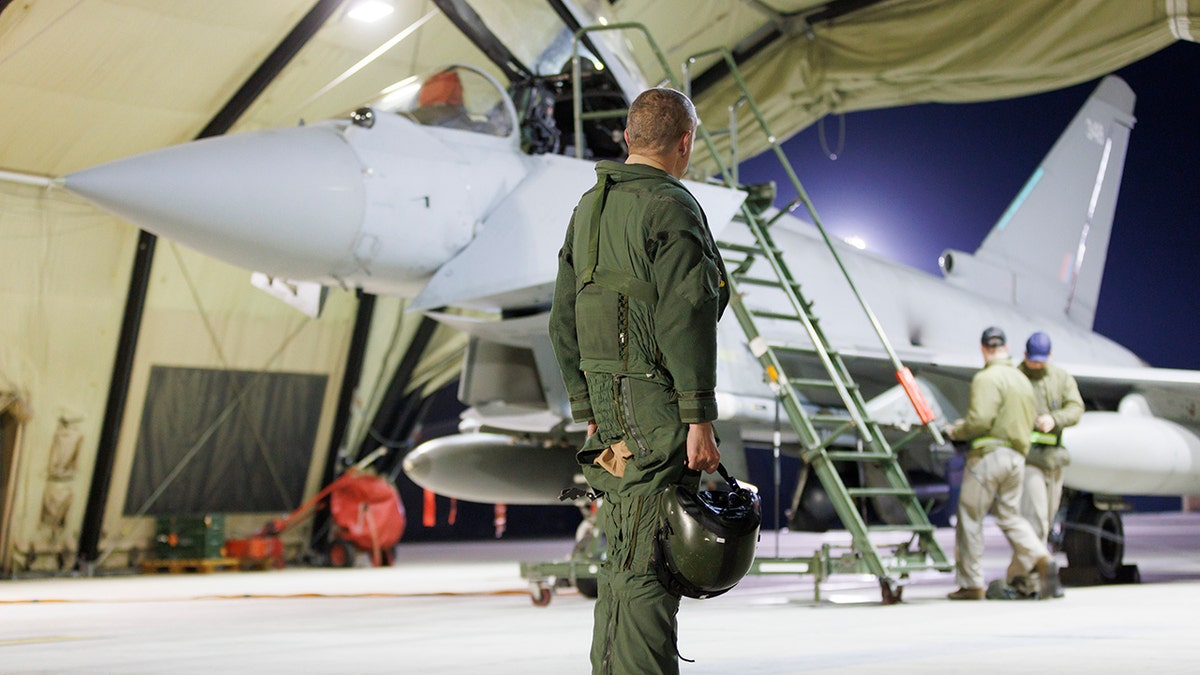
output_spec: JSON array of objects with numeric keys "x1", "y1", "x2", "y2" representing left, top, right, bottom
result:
[
  {"x1": 577, "y1": 174, "x2": 659, "y2": 306},
  {"x1": 578, "y1": 174, "x2": 613, "y2": 287}
]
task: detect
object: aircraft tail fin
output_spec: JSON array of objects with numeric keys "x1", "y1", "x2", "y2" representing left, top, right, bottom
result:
[{"x1": 939, "y1": 75, "x2": 1136, "y2": 330}]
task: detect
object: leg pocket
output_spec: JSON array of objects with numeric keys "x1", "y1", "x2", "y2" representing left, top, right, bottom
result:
[
  {"x1": 621, "y1": 378, "x2": 688, "y2": 486},
  {"x1": 620, "y1": 377, "x2": 675, "y2": 461}
]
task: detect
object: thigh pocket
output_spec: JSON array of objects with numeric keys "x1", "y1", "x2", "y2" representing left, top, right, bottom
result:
[{"x1": 621, "y1": 377, "x2": 682, "y2": 466}]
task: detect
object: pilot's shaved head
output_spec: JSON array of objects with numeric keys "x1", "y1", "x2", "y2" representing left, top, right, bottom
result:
[{"x1": 625, "y1": 87, "x2": 697, "y2": 156}]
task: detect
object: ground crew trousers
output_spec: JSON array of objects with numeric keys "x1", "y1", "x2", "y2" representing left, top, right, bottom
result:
[
  {"x1": 1005, "y1": 463, "x2": 1065, "y2": 592},
  {"x1": 582, "y1": 373, "x2": 697, "y2": 675},
  {"x1": 955, "y1": 447, "x2": 1050, "y2": 590},
  {"x1": 1019, "y1": 462, "x2": 1065, "y2": 544}
]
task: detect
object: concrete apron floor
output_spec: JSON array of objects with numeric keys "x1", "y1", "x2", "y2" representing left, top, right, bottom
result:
[{"x1": 2, "y1": 511, "x2": 1199, "y2": 674}]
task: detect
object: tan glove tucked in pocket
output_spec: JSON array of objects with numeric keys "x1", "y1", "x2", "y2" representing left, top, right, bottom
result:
[{"x1": 594, "y1": 440, "x2": 633, "y2": 477}]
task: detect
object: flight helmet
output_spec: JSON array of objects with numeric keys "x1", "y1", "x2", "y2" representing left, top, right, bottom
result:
[{"x1": 652, "y1": 464, "x2": 761, "y2": 599}]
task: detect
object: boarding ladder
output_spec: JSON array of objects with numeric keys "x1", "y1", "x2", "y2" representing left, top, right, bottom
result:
[{"x1": 540, "y1": 24, "x2": 953, "y2": 604}]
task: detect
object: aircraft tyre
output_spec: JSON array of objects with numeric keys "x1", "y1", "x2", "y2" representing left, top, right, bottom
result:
[
  {"x1": 1062, "y1": 498, "x2": 1124, "y2": 581},
  {"x1": 575, "y1": 576, "x2": 599, "y2": 599}
]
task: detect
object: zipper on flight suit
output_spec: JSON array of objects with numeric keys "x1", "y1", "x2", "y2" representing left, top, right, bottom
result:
[{"x1": 620, "y1": 377, "x2": 652, "y2": 460}]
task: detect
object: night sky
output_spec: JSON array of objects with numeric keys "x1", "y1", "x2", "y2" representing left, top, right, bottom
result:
[{"x1": 738, "y1": 41, "x2": 1200, "y2": 371}]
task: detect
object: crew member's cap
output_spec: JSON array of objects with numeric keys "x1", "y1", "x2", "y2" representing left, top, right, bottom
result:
[
  {"x1": 1025, "y1": 331, "x2": 1052, "y2": 362},
  {"x1": 980, "y1": 326, "x2": 1006, "y2": 347}
]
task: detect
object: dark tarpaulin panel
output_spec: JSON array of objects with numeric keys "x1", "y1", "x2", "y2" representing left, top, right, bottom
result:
[{"x1": 125, "y1": 366, "x2": 326, "y2": 516}]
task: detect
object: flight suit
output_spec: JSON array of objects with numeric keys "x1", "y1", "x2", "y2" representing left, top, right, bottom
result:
[
  {"x1": 549, "y1": 160, "x2": 728, "y2": 675},
  {"x1": 1008, "y1": 361, "x2": 1083, "y2": 592},
  {"x1": 952, "y1": 357, "x2": 1052, "y2": 591}
]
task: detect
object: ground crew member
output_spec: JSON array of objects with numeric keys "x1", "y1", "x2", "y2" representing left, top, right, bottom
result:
[
  {"x1": 1007, "y1": 330, "x2": 1083, "y2": 597},
  {"x1": 548, "y1": 87, "x2": 728, "y2": 674},
  {"x1": 945, "y1": 326, "x2": 1062, "y2": 600}
]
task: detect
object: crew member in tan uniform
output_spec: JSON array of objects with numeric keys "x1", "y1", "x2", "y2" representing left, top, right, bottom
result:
[
  {"x1": 946, "y1": 326, "x2": 1063, "y2": 600},
  {"x1": 1007, "y1": 330, "x2": 1083, "y2": 597}
]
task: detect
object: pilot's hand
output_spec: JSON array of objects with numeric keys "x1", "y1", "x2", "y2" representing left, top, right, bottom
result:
[
  {"x1": 686, "y1": 421, "x2": 720, "y2": 474},
  {"x1": 587, "y1": 420, "x2": 598, "y2": 438},
  {"x1": 1035, "y1": 414, "x2": 1056, "y2": 433}
]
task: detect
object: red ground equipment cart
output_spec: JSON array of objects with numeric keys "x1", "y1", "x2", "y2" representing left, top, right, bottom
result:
[{"x1": 226, "y1": 448, "x2": 405, "y2": 568}]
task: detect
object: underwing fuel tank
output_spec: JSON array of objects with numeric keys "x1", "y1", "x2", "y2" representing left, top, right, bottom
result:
[
  {"x1": 62, "y1": 106, "x2": 529, "y2": 297},
  {"x1": 1064, "y1": 412, "x2": 1200, "y2": 495},
  {"x1": 403, "y1": 433, "x2": 585, "y2": 505}
]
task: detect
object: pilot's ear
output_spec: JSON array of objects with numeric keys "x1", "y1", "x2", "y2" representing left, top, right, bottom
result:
[{"x1": 678, "y1": 130, "x2": 693, "y2": 154}]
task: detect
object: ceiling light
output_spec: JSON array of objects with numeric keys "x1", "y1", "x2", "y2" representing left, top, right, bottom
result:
[{"x1": 347, "y1": 0, "x2": 394, "y2": 23}]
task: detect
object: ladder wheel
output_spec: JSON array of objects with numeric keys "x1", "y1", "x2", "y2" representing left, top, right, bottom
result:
[
  {"x1": 879, "y1": 579, "x2": 903, "y2": 605},
  {"x1": 531, "y1": 585, "x2": 552, "y2": 607}
]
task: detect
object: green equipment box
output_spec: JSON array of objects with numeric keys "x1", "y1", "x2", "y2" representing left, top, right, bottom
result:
[{"x1": 153, "y1": 513, "x2": 226, "y2": 560}]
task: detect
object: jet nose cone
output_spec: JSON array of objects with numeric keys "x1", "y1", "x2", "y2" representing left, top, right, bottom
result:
[{"x1": 63, "y1": 124, "x2": 365, "y2": 279}]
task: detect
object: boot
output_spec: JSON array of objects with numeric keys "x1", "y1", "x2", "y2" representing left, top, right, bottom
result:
[
  {"x1": 986, "y1": 579, "x2": 1036, "y2": 600},
  {"x1": 947, "y1": 587, "x2": 984, "y2": 600},
  {"x1": 1035, "y1": 557, "x2": 1063, "y2": 599}
]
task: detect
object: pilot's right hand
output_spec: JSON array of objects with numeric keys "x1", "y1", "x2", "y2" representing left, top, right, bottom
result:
[{"x1": 686, "y1": 422, "x2": 720, "y2": 474}]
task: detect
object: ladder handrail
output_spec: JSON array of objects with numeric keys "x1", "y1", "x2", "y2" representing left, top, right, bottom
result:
[
  {"x1": 569, "y1": 25, "x2": 942, "y2": 445},
  {"x1": 682, "y1": 45, "x2": 944, "y2": 446}
]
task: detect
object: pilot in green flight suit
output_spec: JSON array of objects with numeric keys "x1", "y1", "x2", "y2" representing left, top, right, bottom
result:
[{"x1": 548, "y1": 87, "x2": 729, "y2": 675}]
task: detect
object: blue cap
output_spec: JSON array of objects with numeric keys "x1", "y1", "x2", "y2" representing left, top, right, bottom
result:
[{"x1": 1025, "y1": 331, "x2": 1052, "y2": 362}]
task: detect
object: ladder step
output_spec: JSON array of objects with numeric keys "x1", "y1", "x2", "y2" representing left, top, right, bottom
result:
[
  {"x1": 810, "y1": 413, "x2": 854, "y2": 425},
  {"x1": 768, "y1": 342, "x2": 835, "y2": 357},
  {"x1": 815, "y1": 423, "x2": 857, "y2": 449},
  {"x1": 825, "y1": 450, "x2": 891, "y2": 461},
  {"x1": 846, "y1": 487, "x2": 916, "y2": 497},
  {"x1": 734, "y1": 275, "x2": 790, "y2": 288},
  {"x1": 717, "y1": 241, "x2": 776, "y2": 255},
  {"x1": 788, "y1": 378, "x2": 847, "y2": 390},
  {"x1": 750, "y1": 309, "x2": 804, "y2": 322}
]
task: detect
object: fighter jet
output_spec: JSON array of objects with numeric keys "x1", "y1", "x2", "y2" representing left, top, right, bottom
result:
[{"x1": 59, "y1": 54, "x2": 1199, "y2": 584}]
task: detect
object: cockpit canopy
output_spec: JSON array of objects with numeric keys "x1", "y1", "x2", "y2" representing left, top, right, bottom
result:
[{"x1": 372, "y1": 65, "x2": 514, "y2": 137}]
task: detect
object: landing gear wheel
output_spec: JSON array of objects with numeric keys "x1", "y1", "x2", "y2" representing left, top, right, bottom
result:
[
  {"x1": 879, "y1": 579, "x2": 903, "y2": 605},
  {"x1": 575, "y1": 577, "x2": 599, "y2": 599},
  {"x1": 1064, "y1": 502, "x2": 1124, "y2": 581},
  {"x1": 531, "y1": 585, "x2": 552, "y2": 607}
]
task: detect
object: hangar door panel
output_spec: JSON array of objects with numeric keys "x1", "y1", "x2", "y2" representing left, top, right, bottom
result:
[{"x1": 125, "y1": 366, "x2": 326, "y2": 516}]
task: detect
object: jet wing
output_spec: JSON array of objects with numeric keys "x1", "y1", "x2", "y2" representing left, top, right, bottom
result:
[
  {"x1": 847, "y1": 346, "x2": 1200, "y2": 430},
  {"x1": 1066, "y1": 362, "x2": 1200, "y2": 427},
  {"x1": 409, "y1": 154, "x2": 746, "y2": 312}
]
